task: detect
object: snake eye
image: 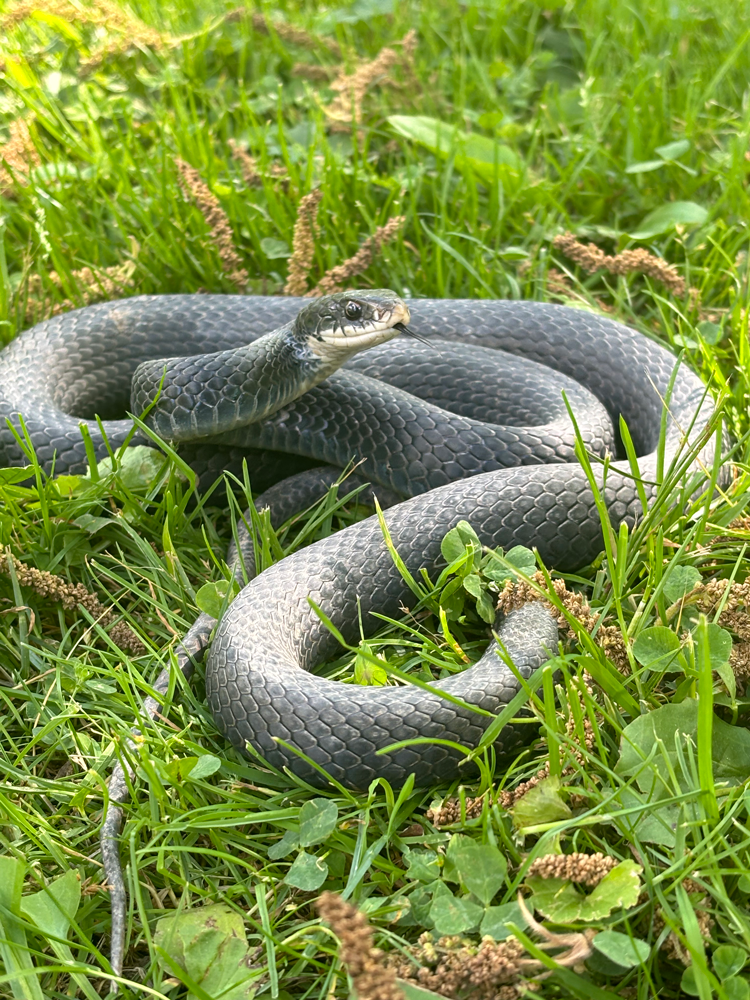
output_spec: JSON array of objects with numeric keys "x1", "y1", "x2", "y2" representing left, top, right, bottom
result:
[{"x1": 344, "y1": 300, "x2": 362, "y2": 321}]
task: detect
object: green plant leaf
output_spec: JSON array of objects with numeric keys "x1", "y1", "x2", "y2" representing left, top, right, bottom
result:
[
  {"x1": 527, "y1": 860, "x2": 641, "y2": 922},
  {"x1": 285, "y1": 851, "x2": 328, "y2": 890},
  {"x1": 0, "y1": 855, "x2": 46, "y2": 1000},
  {"x1": 506, "y1": 546, "x2": 536, "y2": 572},
  {"x1": 443, "y1": 834, "x2": 474, "y2": 883},
  {"x1": 0, "y1": 466, "x2": 34, "y2": 484},
  {"x1": 353, "y1": 650, "x2": 388, "y2": 685},
  {"x1": 592, "y1": 929, "x2": 651, "y2": 968},
  {"x1": 525, "y1": 876, "x2": 583, "y2": 922},
  {"x1": 260, "y1": 237, "x2": 290, "y2": 259},
  {"x1": 396, "y1": 981, "x2": 451, "y2": 1000},
  {"x1": 447, "y1": 840, "x2": 507, "y2": 905},
  {"x1": 618, "y1": 699, "x2": 750, "y2": 796},
  {"x1": 705, "y1": 623, "x2": 733, "y2": 667},
  {"x1": 625, "y1": 159, "x2": 666, "y2": 174},
  {"x1": 429, "y1": 885, "x2": 484, "y2": 935},
  {"x1": 481, "y1": 545, "x2": 535, "y2": 584},
  {"x1": 681, "y1": 966, "x2": 700, "y2": 996},
  {"x1": 714, "y1": 945, "x2": 748, "y2": 979},
  {"x1": 20, "y1": 871, "x2": 98, "y2": 1000},
  {"x1": 268, "y1": 829, "x2": 299, "y2": 861},
  {"x1": 510, "y1": 776, "x2": 572, "y2": 828},
  {"x1": 629, "y1": 200, "x2": 708, "y2": 239},
  {"x1": 632, "y1": 626, "x2": 684, "y2": 673},
  {"x1": 155, "y1": 903, "x2": 257, "y2": 1000},
  {"x1": 388, "y1": 115, "x2": 521, "y2": 183},
  {"x1": 613, "y1": 786, "x2": 679, "y2": 847},
  {"x1": 195, "y1": 578, "x2": 238, "y2": 618},
  {"x1": 72, "y1": 513, "x2": 112, "y2": 533},
  {"x1": 94, "y1": 445, "x2": 169, "y2": 489},
  {"x1": 164, "y1": 755, "x2": 222, "y2": 783},
  {"x1": 21, "y1": 870, "x2": 81, "y2": 942},
  {"x1": 404, "y1": 848, "x2": 441, "y2": 883},
  {"x1": 319, "y1": 0, "x2": 394, "y2": 26},
  {"x1": 462, "y1": 572, "x2": 484, "y2": 599},
  {"x1": 298, "y1": 799, "x2": 338, "y2": 847},
  {"x1": 441, "y1": 520, "x2": 482, "y2": 566},
  {"x1": 480, "y1": 901, "x2": 526, "y2": 940},
  {"x1": 663, "y1": 564, "x2": 702, "y2": 604},
  {"x1": 725, "y1": 977, "x2": 750, "y2": 1000},
  {"x1": 655, "y1": 139, "x2": 691, "y2": 160},
  {"x1": 696, "y1": 320, "x2": 724, "y2": 345},
  {"x1": 476, "y1": 589, "x2": 496, "y2": 623}
]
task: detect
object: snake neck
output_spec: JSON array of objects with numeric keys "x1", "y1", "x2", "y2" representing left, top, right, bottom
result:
[{"x1": 131, "y1": 318, "x2": 399, "y2": 443}]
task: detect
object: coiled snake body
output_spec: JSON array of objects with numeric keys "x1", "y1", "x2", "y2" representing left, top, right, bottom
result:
[{"x1": 0, "y1": 293, "x2": 723, "y2": 790}]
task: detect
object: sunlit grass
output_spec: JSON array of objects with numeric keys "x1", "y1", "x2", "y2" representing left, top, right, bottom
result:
[{"x1": 2, "y1": 0, "x2": 750, "y2": 997}]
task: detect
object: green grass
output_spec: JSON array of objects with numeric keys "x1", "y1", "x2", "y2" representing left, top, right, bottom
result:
[{"x1": 3, "y1": 0, "x2": 750, "y2": 997}]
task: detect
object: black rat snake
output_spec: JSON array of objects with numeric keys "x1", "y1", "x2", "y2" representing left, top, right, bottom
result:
[
  {"x1": 0, "y1": 290, "x2": 726, "y2": 977},
  {"x1": 0, "y1": 290, "x2": 724, "y2": 788}
]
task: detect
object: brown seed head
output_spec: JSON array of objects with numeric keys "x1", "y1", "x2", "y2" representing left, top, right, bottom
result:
[
  {"x1": 306, "y1": 217, "x2": 405, "y2": 297},
  {"x1": 527, "y1": 852, "x2": 618, "y2": 887},
  {"x1": 317, "y1": 893, "x2": 404, "y2": 1000},
  {"x1": 2, "y1": 547, "x2": 145, "y2": 654},
  {"x1": 0, "y1": 116, "x2": 40, "y2": 195},
  {"x1": 175, "y1": 158, "x2": 248, "y2": 290},
  {"x1": 284, "y1": 190, "x2": 323, "y2": 296},
  {"x1": 552, "y1": 231, "x2": 695, "y2": 301}
]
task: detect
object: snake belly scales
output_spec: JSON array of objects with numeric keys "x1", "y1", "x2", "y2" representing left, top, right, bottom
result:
[{"x1": 0, "y1": 293, "x2": 723, "y2": 791}]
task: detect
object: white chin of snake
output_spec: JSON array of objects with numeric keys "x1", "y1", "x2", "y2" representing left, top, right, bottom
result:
[{"x1": 313, "y1": 311, "x2": 409, "y2": 362}]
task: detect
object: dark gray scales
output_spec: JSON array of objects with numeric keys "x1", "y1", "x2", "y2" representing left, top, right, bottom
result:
[
  {"x1": 0, "y1": 295, "x2": 724, "y2": 789},
  {"x1": 1, "y1": 294, "x2": 726, "y2": 979}
]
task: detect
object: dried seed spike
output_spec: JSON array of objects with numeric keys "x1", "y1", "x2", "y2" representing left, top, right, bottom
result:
[
  {"x1": 23, "y1": 240, "x2": 139, "y2": 323},
  {"x1": 324, "y1": 43, "x2": 401, "y2": 129},
  {"x1": 527, "y1": 852, "x2": 618, "y2": 887},
  {"x1": 0, "y1": 116, "x2": 40, "y2": 195},
  {"x1": 247, "y1": 11, "x2": 341, "y2": 57},
  {"x1": 496, "y1": 573, "x2": 629, "y2": 672},
  {"x1": 2, "y1": 547, "x2": 144, "y2": 654},
  {"x1": 175, "y1": 158, "x2": 248, "y2": 291},
  {"x1": 317, "y1": 893, "x2": 404, "y2": 1000},
  {"x1": 228, "y1": 139, "x2": 288, "y2": 187},
  {"x1": 3, "y1": 0, "x2": 165, "y2": 71},
  {"x1": 284, "y1": 190, "x2": 323, "y2": 296},
  {"x1": 552, "y1": 231, "x2": 697, "y2": 302},
  {"x1": 292, "y1": 62, "x2": 338, "y2": 82},
  {"x1": 306, "y1": 216, "x2": 405, "y2": 297},
  {"x1": 387, "y1": 926, "x2": 534, "y2": 996},
  {"x1": 425, "y1": 793, "x2": 486, "y2": 827}
]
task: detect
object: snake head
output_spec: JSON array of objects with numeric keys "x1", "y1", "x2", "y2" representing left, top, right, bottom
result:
[{"x1": 294, "y1": 289, "x2": 410, "y2": 363}]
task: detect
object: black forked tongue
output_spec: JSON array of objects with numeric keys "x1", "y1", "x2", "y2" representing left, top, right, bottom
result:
[{"x1": 394, "y1": 322, "x2": 432, "y2": 347}]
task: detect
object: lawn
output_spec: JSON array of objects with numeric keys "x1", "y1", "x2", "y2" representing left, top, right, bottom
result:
[{"x1": 2, "y1": 0, "x2": 750, "y2": 997}]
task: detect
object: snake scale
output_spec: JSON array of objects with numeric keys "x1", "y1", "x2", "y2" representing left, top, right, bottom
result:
[{"x1": 0, "y1": 292, "x2": 723, "y2": 792}]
